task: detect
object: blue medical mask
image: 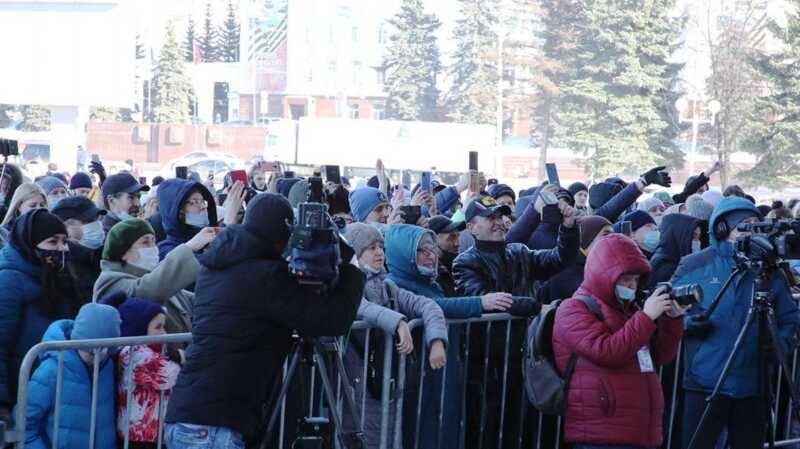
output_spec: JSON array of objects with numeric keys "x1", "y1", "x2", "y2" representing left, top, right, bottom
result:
[
  {"x1": 48, "y1": 196, "x2": 63, "y2": 210},
  {"x1": 691, "y1": 240, "x2": 702, "y2": 254},
  {"x1": 185, "y1": 211, "x2": 210, "y2": 228},
  {"x1": 641, "y1": 230, "x2": 660, "y2": 253},
  {"x1": 117, "y1": 211, "x2": 133, "y2": 221},
  {"x1": 615, "y1": 285, "x2": 637, "y2": 302},
  {"x1": 79, "y1": 221, "x2": 106, "y2": 250},
  {"x1": 417, "y1": 264, "x2": 436, "y2": 278}
]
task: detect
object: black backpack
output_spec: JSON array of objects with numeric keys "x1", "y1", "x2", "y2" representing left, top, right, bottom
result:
[{"x1": 523, "y1": 295, "x2": 604, "y2": 415}]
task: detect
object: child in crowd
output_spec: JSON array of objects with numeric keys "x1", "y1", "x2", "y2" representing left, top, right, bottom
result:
[
  {"x1": 21, "y1": 303, "x2": 121, "y2": 449},
  {"x1": 111, "y1": 295, "x2": 181, "y2": 449}
]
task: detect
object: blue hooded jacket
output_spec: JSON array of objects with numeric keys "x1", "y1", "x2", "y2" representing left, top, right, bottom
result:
[
  {"x1": 672, "y1": 197, "x2": 800, "y2": 397},
  {"x1": 19, "y1": 320, "x2": 116, "y2": 449},
  {"x1": 156, "y1": 178, "x2": 218, "y2": 260}
]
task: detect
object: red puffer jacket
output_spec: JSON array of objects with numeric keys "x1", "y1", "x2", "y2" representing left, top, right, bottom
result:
[{"x1": 552, "y1": 234, "x2": 682, "y2": 448}]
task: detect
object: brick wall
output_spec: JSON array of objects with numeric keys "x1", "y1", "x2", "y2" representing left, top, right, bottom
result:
[{"x1": 86, "y1": 122, "x2": 268, "y2": 166}]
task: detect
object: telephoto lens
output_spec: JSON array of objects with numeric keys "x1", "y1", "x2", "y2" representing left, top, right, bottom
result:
[{"x1": 657, "y1": 282, "x2": 703, "y2": 307}]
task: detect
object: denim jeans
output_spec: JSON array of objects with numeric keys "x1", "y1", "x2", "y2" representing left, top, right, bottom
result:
[{"x1": 165, "y1": 423, "x2": 246, "y2": 449}]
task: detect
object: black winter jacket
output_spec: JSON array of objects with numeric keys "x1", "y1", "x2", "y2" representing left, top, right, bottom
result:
[
  {"x1": 165, "y1": 224, "x2": 365, "y2": 442},
  {"x1": 537, "y1": 251, "x2": 587, "y2": 305},
  {"x1": 648, "y1": 214, "x2": 700, "y2": 290}
]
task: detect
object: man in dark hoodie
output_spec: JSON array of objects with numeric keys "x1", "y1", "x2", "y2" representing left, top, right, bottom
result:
[
  {"x1": 647, "y1": 213, "x2": 701, "y2": 289},
  {"x1": 165, "y1": 193, "x2": 365, "y2": 449},
  {"x1": 0, "y1": 162, "x2": 24, "y2": 220}
]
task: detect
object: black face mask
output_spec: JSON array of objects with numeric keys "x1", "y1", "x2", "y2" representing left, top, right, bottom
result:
[{"x1": 36, "y1": 249, "x2": 67, "y2": 271}]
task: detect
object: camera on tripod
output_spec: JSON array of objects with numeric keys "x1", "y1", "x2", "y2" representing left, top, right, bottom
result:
[
  {"x1": 288, "y1": 176, "x2": 341, "y2": 286},
  {"x1": 643, "y1": 282, "x2": 703, "y2": 307},
  {"x1": 735, "y1": 220, "x2": 800, "y2": 264}
]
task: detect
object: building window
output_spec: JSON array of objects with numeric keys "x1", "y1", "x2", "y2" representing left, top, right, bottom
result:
[
  {"x1": 349, "y1": 103, "x2": 360, "y2": 119},
  {"x1": 352, "y1": 26, "x2": 359, "y2": 43},
  {"x1": 376, "y1": 67, "x2": 386, "y2": 85},
  {"x1": 372, "y1": 104, "x2": 385, "y2": 120}
]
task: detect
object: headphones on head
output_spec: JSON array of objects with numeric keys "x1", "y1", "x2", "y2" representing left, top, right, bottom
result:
[{"x1": 713, "y1": 219, "x2": 730, "y2": 241}]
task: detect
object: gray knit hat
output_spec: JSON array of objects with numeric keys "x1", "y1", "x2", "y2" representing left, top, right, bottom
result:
[
  {"x1": 686, "y1": 194, "x2": 714, "y2": 221},
  {"x1": 344, "y1": 222, "x2": 384, "y2": 258}
]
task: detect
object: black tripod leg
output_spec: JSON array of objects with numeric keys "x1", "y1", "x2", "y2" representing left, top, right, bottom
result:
[
  {"x1": 312, "y1": 342, "x2": 364, "y2": 449},
  {"x1": 688, "y1": 307, "x2": 758, "y2": 449},
  {"x1": 765, "y1": 307, "x2": 800, "y2": 420},
  {"x1": 261, "y1": 342, "x2": 303, "y2": 449}
]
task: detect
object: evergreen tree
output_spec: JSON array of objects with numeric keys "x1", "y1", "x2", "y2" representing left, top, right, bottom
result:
[
  {"x1": 383, "y1": 0, "x2": 442, "y2": 121},
  {"x1": 200, "y1": 2, "x2": 219, "y2": 63},
  {"x1": 739, "y1": 0, "x2": 800, "y2": 188},
  {"x1": 0, "y1": 104, "x2": 14, "y2": 128},
  {"x1": 90, "y1": 107, "x2": 118, "y2": 122},
  {"x1": 135, "y1": 34, "x2": 145, "y2": 60},
  {"x1": 559, "y1": 0, "x2": 685, "y2": 178},
  {"x1": 219, "y1": 0, "x2": 240, "y2": 62},
  {"x1": 185, "y1": 16, "x2": 197, "y2": 63},
  {"x1": 444, "y1": 0, "x2": 498, "y2": 125},
  {"x1": 150, "y1": 22, "x2": 194, "y2": 124},
  {"x1": 19, "y1": 106, "x2": 51, "y2": 131}
]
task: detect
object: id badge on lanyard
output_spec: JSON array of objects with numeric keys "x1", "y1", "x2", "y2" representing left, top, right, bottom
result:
[{"x1": 637, "y1": 346, "x2": 655, "y2": 373}]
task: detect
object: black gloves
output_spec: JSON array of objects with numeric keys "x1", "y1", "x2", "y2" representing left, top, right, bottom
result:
[
  {"x1": 509, "y1": 296, "x2": 542, "y2": 317},
  {"x1": 541, "y1": 204, "x2": 562, "y2": 224},
  {"x1": 685, "y1": 314, "x2": 713, "y2": 338},
  {"x1": 89, "y1": 160, "x2": 107, "y2": 186},
  {"x1": 641, "y1": 166, "x2": 672, "y2": 187}
]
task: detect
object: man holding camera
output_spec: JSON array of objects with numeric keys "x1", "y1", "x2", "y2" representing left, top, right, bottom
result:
[
  {"x1": 165, "y1": 193, "x2": 366, "y2": 449},
  {"x1": 673, "y1": 196, "x2": 800, "y2": 449}
]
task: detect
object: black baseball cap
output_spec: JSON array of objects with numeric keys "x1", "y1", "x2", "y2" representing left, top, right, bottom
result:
[
  {"x1": 51, "y1": 196, "x2": 107, "y2": 223},
  {"x1": 101, "y1": 173, "x2": 150, "y2": 198},
  {"x1": 428, "y1": 215, "x2": 466, "y2": 234},
  {"x1": 464, "y1": 195, "x2": 512, "y2": 223}
]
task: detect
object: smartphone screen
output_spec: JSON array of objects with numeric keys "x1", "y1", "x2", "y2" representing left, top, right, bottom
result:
[
  {"x1": 469, "y1": 151, "x2": 479, "y2": 171},
  {"x1": 545, "y1": 163, "x2": 560, "y2": 186},
  {"x1": 324, "y1": 165, "x2": 342, "y2": 184},
  {"x1": 420, "y1": 171, "x2": 432, "y2": 194},
  {"x1": 91, "y1": 153, "x2": 100, "y2": 163},
  {"x1": 230, "y1": 169, "x2": 248, "y2": 186},
  {"x1": 175, "y1": 166, "x2": 188, "y2": 179},
  {"x1": 621, "y1": 221, "x2": 632, "y2": 237}
]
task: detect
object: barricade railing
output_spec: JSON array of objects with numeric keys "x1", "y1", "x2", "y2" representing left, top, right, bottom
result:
[{"x1": 6, "y1": 312, "x2": 800, "y2": 449}]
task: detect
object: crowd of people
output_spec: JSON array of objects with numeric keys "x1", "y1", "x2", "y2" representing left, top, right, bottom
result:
[{"x1": 1, "y1": 155, "x2": 799, "y2": 449}]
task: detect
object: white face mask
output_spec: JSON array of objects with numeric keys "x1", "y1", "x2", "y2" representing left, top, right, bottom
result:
[
  {"x1": 185, "y1": 211, "x2": 210, "y2": 228},
  {"x1": 79, "y1": 221, "x2": 106, "y2": 249},
  {"x1": 132, "y1": 246, "x2": 160, "y2": 271},
  {"x1": 691, "y1": 240, "x2": 702, "y2": 254}
]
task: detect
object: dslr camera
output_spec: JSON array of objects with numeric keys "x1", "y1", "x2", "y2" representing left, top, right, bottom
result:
[
  {"x1": 735, "y1": 220, "x2": 800, "y2": 264},
  {"x1": 645, "y1": 282, "x2": 703, "y2": 307},
  {"x1": 288, "y1": 176, "x2": 341, "y2": 286}
]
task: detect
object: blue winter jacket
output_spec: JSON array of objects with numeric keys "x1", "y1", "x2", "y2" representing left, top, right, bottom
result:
[
  {"x1": 156, "y1": 178, "x2": 218, "y2": 260},
  {"x1": 18, "y1": 320, "x2": 116, "y2": 449},
  {"x1": 0, "y1": 244, "x2": 56, "y2": 405},
  {"x1": 672, "y1": 197, "x2": 800, "y2": 397},
  {"x1": 385, "y1": 224, "x2": 480, "y2": 449}
]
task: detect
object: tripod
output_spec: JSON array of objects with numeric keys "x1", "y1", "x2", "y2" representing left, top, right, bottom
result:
[
  {"x1": 260, "y1": 335, "x2": 365, "y2": 449},
  {"x1": 687, "y1": 261, "x2": 800, "y2": 449}
]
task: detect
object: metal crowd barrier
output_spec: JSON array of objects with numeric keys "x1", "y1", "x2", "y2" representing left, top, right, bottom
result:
[{"x1": 6, "y1": 313, "x2": 800, "y2": 449}]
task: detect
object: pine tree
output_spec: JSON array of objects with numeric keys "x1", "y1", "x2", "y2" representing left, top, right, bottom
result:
[
  {"x1": 0, "y1": 104, "x2": 14, "y2": 128},
  {"x1": 558, "y1": 0, "x2": 685, "y2": 178},
  {"x1": 219, "y1": 0, "x2": 240, "y2": 63},
  {"x1": 19, "y1": 106, "x2": 51, "y2": 131},
  {"x1": 738, "y1": 0, "x2": 800, "y2": 188},
  {"x1": 90, "y1": 107, "x2": 119, "y2": 122},
  {"x1": 185, "y1": 16, "x2": 197, "y2": 63},
  {"x1": 150, "y1": 22, "x2": 195, "y2": 124},
  {"x1": 444, "y1": 0, "x2": 498, "y2": 125},
  {"x1": 200, "y1": 2, "x2": 218, "y2": 63},
  {"x1": 383, "y1": 0, "x2": 442, "y2": 122}
]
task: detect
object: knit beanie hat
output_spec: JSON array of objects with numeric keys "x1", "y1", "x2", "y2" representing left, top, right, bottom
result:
[
  {"x1": 69, "y1": 172, "x2": 93, "y2": 190},
  {"x1": 686, "y1": 194, "x2": 714, "y2": 221},
  {"x1": 653, "y1": 191, "x2": 674, "y2": 206},
  {"x1": 287, "y1": 179, "x2": 310, "y2": 209},
  {"x1": 102, "y1": 218, "x2": 155, "y2": 261},
  {"x1": 701, "y1": 190, "x2": 723, "y2": 208},
  {"x1": 119, "y1": 298, "x2": 165, "y2": 337},
  {"x1": 36, "y1": 176, "x2": 68, "y2": 195},
  {"x1": 243, "y1": 193, "x2": 294, "y2": 253},
  {"x1": 664, "y1": 203, "x2": 684, "y2": 216},
  {"x1": 638, "y1": 196, "x2": 665, "y2": 213},
  {"x1": 568, "y1": 182, "x2": 588, "y2": 196},
  {"x1": 589, "y1": 182, "x2": 623, "y2": 210},
  {"x1": 578, "y1": 215, "x2": 612, "y2": 250},
  {"x1": 613, "y1": 210, "x2": 656, "y2": 233},
  {"x1": 344, "y1": 222, "x2": 384, "y2": 258},
  {"x1": 30, "y1": 210, "x2": 67, "y2": 246},
  {"x1": 349, "y1": 187, "x2": 389, "y2": 222},
  {"x1": 488, "y1": 184, "x2": 516, "y2": 203},
  {"x1": 71, "y1": 303, "x2": 122, "y2": 341}
]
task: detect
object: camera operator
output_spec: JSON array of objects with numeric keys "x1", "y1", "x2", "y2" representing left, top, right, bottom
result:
[
  {"x1": 164, "y1": 193, "x2": 366, "y2": 449},
  {"x1": 673, "y1": 197, "x2": 800, "y2": 449}
]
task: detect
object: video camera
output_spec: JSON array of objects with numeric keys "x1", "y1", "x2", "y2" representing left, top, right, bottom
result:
[
  {"x1": 735, "y1": 220, "x2": 800, "y2": 264},
  {"x1": 288, "y1": 176, "x2": 342, "y2": 286},
  {"x1": 648, "y1": 282, "x2": 703, "y2": 307}
]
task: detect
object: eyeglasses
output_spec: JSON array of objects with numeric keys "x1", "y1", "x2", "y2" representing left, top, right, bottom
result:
[
  {"x1": 417, "y1": 245, "x2": 437, "y2": 257},
  {"x1": 185, "y1": 198, "x2": 208, "y2": 208}
]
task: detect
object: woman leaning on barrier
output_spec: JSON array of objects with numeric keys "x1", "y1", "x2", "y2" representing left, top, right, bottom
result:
[{"x1": 0, "y1": 209, "x2": 83, "y2": 423}]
